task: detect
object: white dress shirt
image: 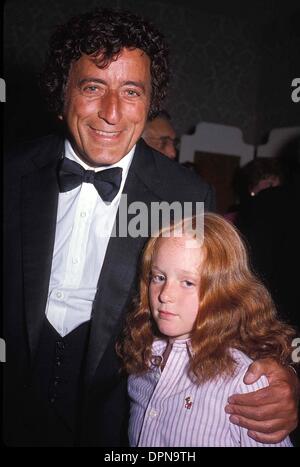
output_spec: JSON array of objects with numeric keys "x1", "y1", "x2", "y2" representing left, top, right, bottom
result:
[{"x1": 45, "y1": 139, "x2": 135, "y2": 336}]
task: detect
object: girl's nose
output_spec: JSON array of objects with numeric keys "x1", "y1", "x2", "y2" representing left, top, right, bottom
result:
[{"x1": 159, "y1": 281, "x2": 176, "y2": 303}]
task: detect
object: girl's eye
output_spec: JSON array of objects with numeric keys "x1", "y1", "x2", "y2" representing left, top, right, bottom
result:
[
  {"x1": 151, "y1": 274, "x2": 165, "y2": 283},
  {"x1": 183, "y1": 280, "x2": 195, "y2": 287}
]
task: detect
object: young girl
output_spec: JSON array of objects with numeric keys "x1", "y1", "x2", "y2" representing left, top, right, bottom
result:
[{"x1": 117, "y1": 213, "x2": 296, "y2": 447}]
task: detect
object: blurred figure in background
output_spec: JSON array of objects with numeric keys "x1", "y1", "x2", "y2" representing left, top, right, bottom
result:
[
  {"x1": 236, "y1": 157, "x2": 283, "y2": 200},
  {"x1": 142, "y1": 110, "x2": 179, "y2": 159},
  {"x1": 225, "y1": 157, "x2": 284, "y2": 224},
  {"x1": 236, "y1": 140, "x2": 300, "y2": 325},
  {"x1": 236, "y1": 141, "x2": 300, "y2": 447}
]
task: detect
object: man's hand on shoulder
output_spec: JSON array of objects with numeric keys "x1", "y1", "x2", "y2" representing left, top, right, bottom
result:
[{"x1": 225, "y1": 358, "x2": 299, "y2": 444}]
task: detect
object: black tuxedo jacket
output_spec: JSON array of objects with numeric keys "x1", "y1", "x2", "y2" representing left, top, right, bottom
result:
[{"x1": 3, "y1": 134, "x2": 215, "y2": 446}]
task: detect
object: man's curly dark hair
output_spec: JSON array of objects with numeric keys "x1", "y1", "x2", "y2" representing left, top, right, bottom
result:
[{"x1": 41, "y1": 8, "x2": 169, "y2": 119}]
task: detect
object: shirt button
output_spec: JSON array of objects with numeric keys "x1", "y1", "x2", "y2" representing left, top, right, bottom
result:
[
  {"x1": 149, "y1": 409, "x2": 158, "y2": 418},
  {"x1": 56, "y1": 291, "x2": 63, "y2": 299},
  {"x1": 72, "y1": 258, "x2": 79, "y2": 264},
  {"x1": 56, "y1": 341, "x2": 65, "y2": 350},
  {"x1": 80, "y1": 211, "x2": 86, "y2": 217}
]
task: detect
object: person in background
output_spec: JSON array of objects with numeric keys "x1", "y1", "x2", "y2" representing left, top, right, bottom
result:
[
  {"x1": 237, "y1": 157, "x2": 283, "y2": 199},
  {"x1": 236, "y1": 140, "x2": 300, "y2": 445},
  {"x1": 225, "y1": 157, "x2": 284, "y2": 224},
  {"x1": 236, "y1": 145, "x2": 300, "y2": 327},
  {"x1": 117, "y1": 214, "x2": 296, "y2": 447},
  {"x1": 142, "y1": 110, "x2": 179, "y2": 160}
]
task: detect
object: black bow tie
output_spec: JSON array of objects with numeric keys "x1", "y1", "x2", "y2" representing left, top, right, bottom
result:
[{"x1": 57, "y1": 158, "x2": 123, "y2": 202}]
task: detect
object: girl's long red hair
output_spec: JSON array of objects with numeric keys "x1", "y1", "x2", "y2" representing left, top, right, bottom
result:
[{"x1": 117, "y1": 213, "x2": 296, "y2": 382}]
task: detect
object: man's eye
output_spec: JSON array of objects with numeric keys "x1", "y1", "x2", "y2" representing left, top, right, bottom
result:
[
  {"x1": 82, "y1": 85, "x2": 100, "y2": 94},
  {"x1": 125, "y1": 89, "x2": 140, "y2": 97}
]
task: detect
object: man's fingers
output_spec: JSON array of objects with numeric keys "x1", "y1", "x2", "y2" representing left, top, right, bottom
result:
[
  {"x1": 226, "y1": 361, "x2": 299, "y2": 442},
  {"x1": 229, "y1": 414, "x2": 287, "y2": 434},
  {"x1": 225, "y1": 402, "x2": 285, "y2": 421},
  {"x1": 247, "y1": 430, "x2": 290, "y2": 445},
  {"x1": 228, "y1": 386, "x2": 279, "y2": 406}
]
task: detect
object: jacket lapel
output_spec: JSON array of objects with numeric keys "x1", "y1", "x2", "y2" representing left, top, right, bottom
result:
[
  {"x1": 85, "y1": 140, "x2": 162, "y2": 385},
  {"x1": 21, "y1": 137, "x2": 64, "y2": 361}
]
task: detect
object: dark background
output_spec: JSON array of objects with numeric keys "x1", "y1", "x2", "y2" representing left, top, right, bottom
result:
[{"x1": 3, "y1": 0, "x2": 300, "y2": 148}]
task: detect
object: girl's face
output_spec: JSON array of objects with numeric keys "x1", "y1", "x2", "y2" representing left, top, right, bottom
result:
[{"x1": 149, "y1": 235, "x2": 202, "y2": 340}]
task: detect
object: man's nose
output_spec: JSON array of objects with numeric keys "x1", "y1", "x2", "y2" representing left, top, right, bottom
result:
[
  {"x1": 98, "y1": 91, "x2": 121, "y2": 124},
  {"x1": 165, "y1": 142, "x2": 177, "y2": 159}
]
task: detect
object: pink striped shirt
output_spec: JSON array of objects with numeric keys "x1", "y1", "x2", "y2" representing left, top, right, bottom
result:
[{"x1": 128, "y1": 338, "x2": 292, "y2": 447}]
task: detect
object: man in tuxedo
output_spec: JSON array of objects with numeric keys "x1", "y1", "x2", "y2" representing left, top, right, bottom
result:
[{"x1": 3, "y1": 8, "x2": 299, "y2": 446}]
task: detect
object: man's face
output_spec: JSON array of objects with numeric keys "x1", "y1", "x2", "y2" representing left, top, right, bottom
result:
[
  {"x1": 62, "y1": 48, "x2": 151, "y2": 166},
  {"x1": 143, "y1": 117, "x2": 178, "y2": 159}
]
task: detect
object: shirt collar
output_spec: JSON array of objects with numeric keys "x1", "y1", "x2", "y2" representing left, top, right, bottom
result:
[
  {"x1": 64, "y1": 139, "x2": 135, "y2": 205},
  {"x1": 153, "y1": 337, "x2": 192, "y2": 353},
  {"x1": 64, "y1": 139, "x2": 135, "y2": 179}
]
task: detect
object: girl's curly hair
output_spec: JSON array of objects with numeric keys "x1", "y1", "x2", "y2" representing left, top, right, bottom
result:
[
  {"x1": 40, "y1": 8, "x2": 169, "y2": 119},
  {"x1": 117, "y1": 214, "x2": 297, "y2": 383}
]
